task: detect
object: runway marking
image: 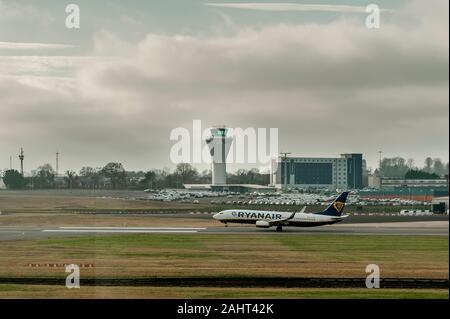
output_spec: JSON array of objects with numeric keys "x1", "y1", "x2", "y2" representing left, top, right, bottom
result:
[
  {"x1": 42, "y1": 226, "x2": 206, "y2": 234},
  {"x1": 58, "y1": 226, "x2": 206, "y2": 230},
  {"x1": 42, "y1": 229, "x2": 200, "y2": 234},
  {"x1": 0, "y1": 231, "x2": 24, "y2": 234}
]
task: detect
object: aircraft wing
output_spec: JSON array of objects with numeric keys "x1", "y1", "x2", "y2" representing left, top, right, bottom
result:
[{"x1": 267, "y1": 207, "x2": 305, "y2": 226}]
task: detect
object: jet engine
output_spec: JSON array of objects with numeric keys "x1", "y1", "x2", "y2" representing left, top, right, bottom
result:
[{"x1": 255, "y1": 220, "x2": 271, "y2": 228}]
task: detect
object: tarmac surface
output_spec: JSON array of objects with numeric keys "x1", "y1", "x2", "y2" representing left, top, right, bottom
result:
[{"x1": 0, "y1": 220, "x2": 447, "y2": 240}]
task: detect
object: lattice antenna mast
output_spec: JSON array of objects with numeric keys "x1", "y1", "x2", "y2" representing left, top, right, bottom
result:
[{"x1": 18, "y1": 148, "x2": 24, "y2": 176}]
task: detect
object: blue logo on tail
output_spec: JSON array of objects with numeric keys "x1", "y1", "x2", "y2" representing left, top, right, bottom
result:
[{"x1": 317, "y1": 192, "x2": 349, "y2": 217}]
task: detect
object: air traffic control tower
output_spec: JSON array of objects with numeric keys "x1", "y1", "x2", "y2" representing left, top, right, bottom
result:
[{"x1": 206, "y1": 126, "x2": 232, "y2": 185}]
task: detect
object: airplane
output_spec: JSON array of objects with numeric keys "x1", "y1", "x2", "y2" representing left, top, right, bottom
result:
[{"x1": 213, "y1": 192, "x2": 349, "y2": 232}]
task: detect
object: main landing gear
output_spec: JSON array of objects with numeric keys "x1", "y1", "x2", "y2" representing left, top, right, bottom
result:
[
  {"x1": 224, "y1": 223, "x2": 228, "y2": 228},
  {"x1": 276, "y1": 226, "x2": 283, "y2": 232}
]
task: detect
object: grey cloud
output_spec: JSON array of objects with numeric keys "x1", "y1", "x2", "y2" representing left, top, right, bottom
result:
[
  {"x1": 204, "y1": 3, "x2": 394, "y2": 13},
  {"x1": 0, "y1": 42, "x2": 74, "y2": 50},
  {"x1": 0, "y1": 0, "x2": 448, "y2": 171}
]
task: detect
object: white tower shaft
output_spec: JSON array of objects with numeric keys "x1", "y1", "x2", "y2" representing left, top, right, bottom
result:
[{"x1": 206, "y1": 127, "x2": 232, "y2": 185}]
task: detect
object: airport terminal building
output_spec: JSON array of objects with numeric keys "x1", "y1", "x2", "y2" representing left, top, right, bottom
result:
[{"x1": 272, "y1": 153, "x2": 364, "y2": 190}]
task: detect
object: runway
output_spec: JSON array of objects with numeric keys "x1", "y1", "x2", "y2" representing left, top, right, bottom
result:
[{"x1": 0, "y1": 221, "x2": 447, "y2": 240}]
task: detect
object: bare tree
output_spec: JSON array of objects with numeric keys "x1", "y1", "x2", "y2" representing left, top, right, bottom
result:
[
  {"x1": 101, "y1": 162, "x2": 126, "y2": 189},
  {"x1": 143, "y1": 170, "x2": 156, "y2": 189},
  {"x1": 407, "y1": 158, "x2": 415, "y2": 170},
  {"x1": 174, "y1": 163, "x2": 199, "y2": 185},
  {"x1": 433, "y1": 158, "x2": 446, "y2": 176},
  {"x1": 424, "y1": 157, "x2": 434, "y2": 173},
  {"x1": 33, "y1": 164, "x2": 55, "y2": 189},
  {"x1": 65, "y1": 170, "x2": 77, "y2": 191}
]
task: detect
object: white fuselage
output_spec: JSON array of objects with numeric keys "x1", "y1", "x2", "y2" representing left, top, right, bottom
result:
[{"x1": 213, "y1": 209, "x2": 345, "y2": 228}]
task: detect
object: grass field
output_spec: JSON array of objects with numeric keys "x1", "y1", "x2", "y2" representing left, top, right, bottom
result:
[
  {"x1": 0, "y1": 191, "x2": 199, "y2": 213},
  {"x1": 0, "y1": 234, "x2": 447, "y2": 279},
  {"x1": 0, "y1": 285, "x2": 447, "y2": 299}
]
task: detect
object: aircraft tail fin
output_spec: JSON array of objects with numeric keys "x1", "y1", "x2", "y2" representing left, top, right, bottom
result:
[{"x1": 316, "y1": 192, "x2": 349, "y2": 217}]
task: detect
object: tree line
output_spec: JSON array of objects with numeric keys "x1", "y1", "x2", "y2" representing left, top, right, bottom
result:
[
  {"x1": 1, "y1": 162, "x2": 269, "y2": 190},
  {"x1": 2, "y1": 156, "x2": 447, "y2": 190},
  {"x1": 374, "y1": 157, "x2": 449, "y2": 178}
]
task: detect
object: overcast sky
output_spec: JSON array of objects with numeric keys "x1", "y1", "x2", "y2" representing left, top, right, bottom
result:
[{"x1": 0, "y1": 0, "x2": 448, "y2": 174}]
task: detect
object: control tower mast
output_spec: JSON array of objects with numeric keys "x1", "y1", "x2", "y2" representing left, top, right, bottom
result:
[{"x1": 205, "y1": 126, "x2": 232, "y2": 185}]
